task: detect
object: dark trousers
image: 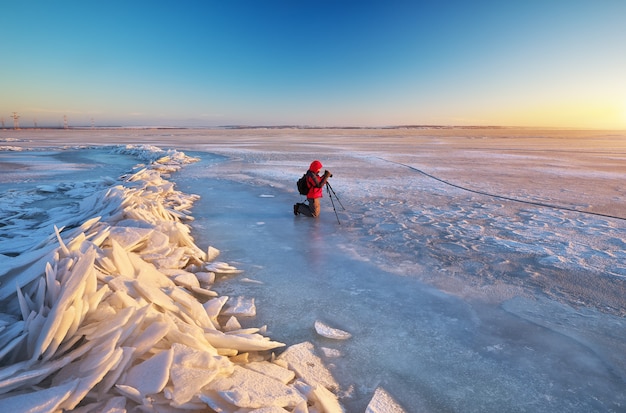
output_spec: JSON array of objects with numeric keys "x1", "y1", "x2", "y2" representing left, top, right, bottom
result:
[{"x1": 298, "y1": 198, "x2": 321, "y2": 217}]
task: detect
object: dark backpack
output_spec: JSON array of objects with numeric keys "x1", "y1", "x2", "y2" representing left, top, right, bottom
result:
[{"x1": 297, "y1": 173, "x2": 309, "y2": 195}]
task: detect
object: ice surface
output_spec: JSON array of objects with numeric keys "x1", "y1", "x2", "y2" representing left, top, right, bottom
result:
[
  {"x1": 169, "y1": 128, "x2": 625, "y2": 412},
  {"x1": 1, "y1": 129, "x2": 625, "y2": 412}
]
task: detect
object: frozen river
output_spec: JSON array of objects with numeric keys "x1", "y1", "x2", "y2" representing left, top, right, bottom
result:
[{"x1": 1, "y1": 128, "x2": 625, "y2": 412}]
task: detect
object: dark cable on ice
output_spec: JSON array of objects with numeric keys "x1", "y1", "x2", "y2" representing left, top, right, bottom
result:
[{"x1": 379, "y1": 157, "x2": 626, "y2": 222}]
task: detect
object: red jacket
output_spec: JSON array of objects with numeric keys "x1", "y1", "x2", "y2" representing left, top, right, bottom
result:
[{"x1": 306, "y1": 170, "x2": 328, "y2": 199}]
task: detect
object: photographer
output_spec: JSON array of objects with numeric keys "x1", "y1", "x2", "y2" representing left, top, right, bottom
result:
[{"x1": 294, "y1": 160, "x2": 332, "y2": 218}]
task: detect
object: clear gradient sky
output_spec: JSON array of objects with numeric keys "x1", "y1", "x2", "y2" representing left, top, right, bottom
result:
[{"x1": 2, "y1": 1, "x2": 625, "y2": 129}]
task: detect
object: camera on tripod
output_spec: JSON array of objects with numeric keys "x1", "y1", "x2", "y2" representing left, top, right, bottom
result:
[{"x1": 325, "y1": 170, "x2": 333, "y2": 178}]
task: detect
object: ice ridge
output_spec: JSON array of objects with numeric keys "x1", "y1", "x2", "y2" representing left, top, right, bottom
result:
[{"x1": 0, "y1": 145, "x2": 350, "y2": 412}]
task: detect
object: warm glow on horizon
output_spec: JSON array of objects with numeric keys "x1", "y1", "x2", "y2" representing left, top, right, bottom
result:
[{"x1": 478, "y1": 95, "x2": 626, "y2": 130}]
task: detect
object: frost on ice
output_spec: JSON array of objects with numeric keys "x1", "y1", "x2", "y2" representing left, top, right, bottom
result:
[{"x1": 0, "y1": 145, "x2": 353, "y2": 412}]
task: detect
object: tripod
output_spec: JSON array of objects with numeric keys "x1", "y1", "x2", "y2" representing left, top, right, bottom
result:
[{"x1": 325, "y1": 182, "x2": 345, "y2": 224}]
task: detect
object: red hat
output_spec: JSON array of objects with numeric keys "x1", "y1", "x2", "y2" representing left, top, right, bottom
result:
[{"x1": 309, "y1": 160, "x2": 322, "y2": 172}]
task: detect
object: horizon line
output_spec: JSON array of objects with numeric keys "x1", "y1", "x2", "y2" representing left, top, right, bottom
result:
[{"x1": 2, "y1": 124, "x2": 624, "y2": 132}]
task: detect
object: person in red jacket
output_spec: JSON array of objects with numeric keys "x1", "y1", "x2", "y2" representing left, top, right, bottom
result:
[{"x1": 294, "y1": 160, "x2": 332, "y2": 217}]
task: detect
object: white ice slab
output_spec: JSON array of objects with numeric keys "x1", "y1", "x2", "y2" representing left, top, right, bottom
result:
[
  {"x1": 277, "y1": 342, "x2": 339, "y2": 391},
  {"x1": 121, "y1": 347, "x2": 173, "y2": 396},
  {"x1": 314, "y1": 320, "x2": 352, "y2": 340},
  {"x1": 223, "y1": 296, "x2": 257, "y2": 317},
  {"x1": 206, "y1": 365, "x2": 305, "y2": 409},
  {"x1": 0, "y1": 378, "x2": 78, "y2": 412},
  {"x1": 365, "y1": 387, "x2": 407, "y2": 413}
]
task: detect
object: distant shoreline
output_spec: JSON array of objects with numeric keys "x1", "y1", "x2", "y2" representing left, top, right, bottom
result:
[{"x1": 0, "y1": 124, "x2": 620, "y2": 131}]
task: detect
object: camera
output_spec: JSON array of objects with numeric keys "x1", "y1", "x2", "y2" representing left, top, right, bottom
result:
[{"x1": 325, "y1": 170, "x2": 333, "y2": 178}]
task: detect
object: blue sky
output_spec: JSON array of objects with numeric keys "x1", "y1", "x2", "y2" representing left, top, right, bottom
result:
[{"x1": 2, "y1": 1, "x2": 625, "y2": 128}]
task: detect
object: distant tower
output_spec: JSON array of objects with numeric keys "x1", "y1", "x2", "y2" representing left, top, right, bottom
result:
[
  {"x1": 1, "y1": 118, "x2": 4, "y2": 128},
  {"x1": 12, "y1": 112, "x2": 20, "y2": 130},
  {"x1": 34, "y1": 118, "x2": 38, "y2": 128},
  {"x1": 63, "y1": 115, "x2": 68, "y2": 129},
  {"x1": 91, "y1": 117, "x2": 95, "y2": 129}
]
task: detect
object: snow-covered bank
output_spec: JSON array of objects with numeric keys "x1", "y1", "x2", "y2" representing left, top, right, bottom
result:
[{"x1": 0, "y1": 145, "x2": 350, "y2": 412}]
